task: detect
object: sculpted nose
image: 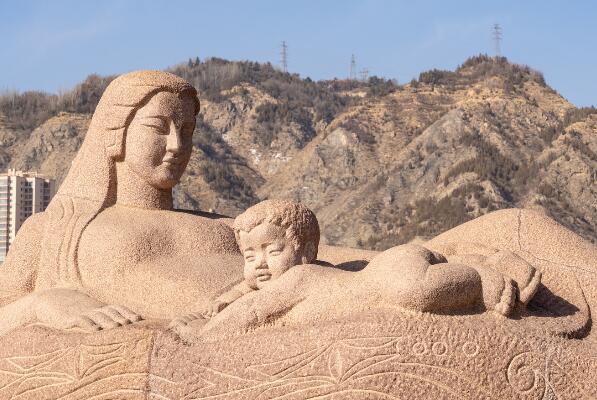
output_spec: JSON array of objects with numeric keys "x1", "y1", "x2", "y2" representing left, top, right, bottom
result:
[
  {"x1": 166, "y1": 122, "x2": 182, "y2": 154},
  {"x1": 255, "y1": 255, "x2": 267, "y2": 269}
]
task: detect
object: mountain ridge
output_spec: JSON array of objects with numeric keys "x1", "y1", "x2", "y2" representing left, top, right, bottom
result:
[{"x1": 0, "y1": 54, "x2": 595, "y2": 248}]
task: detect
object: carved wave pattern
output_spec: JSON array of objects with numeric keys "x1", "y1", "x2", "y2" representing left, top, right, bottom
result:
[
  {"x1": 188, "y1": 336, "x2": 475, "y2": 400},
  {"x1": 165, "y1": 333, "x2": 584, "y2": 400},
  {"x1": 0, "y1": 331, "x2": 590, "y2": 400},
  {"x1": 0, "y1": 336, "x2": 151, "y2": 400}
]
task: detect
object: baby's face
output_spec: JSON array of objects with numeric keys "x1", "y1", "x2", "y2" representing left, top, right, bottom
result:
[{"x1": 238, "y1": 222, "x2": 302, "y2": 289}]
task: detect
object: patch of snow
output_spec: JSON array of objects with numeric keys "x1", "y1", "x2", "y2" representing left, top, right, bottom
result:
[{"x1": 250, "y1": 148, "x2": 261, "y2": 164}]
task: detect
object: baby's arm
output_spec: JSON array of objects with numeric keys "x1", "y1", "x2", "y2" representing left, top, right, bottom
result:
[
  {"x1": 207, "y1": 281, "x2": 254, "y2": 317},
  {"x1": 200, "y1": 266, "x2": 309, "y2": 339},
  {"x1": 169, "y1": 281, "x2": 254, "y2": 330}
]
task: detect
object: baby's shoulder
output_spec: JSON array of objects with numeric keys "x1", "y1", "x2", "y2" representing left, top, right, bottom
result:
[{"x1": 284, "y1": 263, "x2": 333, "y2": 281}]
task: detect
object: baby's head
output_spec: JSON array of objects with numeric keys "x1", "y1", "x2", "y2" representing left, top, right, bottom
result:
[{"x1": 233, "y1": 199, "x2": 320, "y2": 289}]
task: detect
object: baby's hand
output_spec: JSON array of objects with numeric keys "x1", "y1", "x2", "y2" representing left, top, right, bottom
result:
[
  {"x1": 204, "y1": 300, "x2": 228, "y2": 317},
  {"x1": 168, "y1": 312, "x2": 204, "y2": 330},
  {"x1": 168, "y1": 300, "x2": 228, "y2": 330}
]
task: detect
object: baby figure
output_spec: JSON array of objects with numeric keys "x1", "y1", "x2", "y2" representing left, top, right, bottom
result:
[
  {"x1": 170, "y1": 199, "x2": 322, "y2": 328},
  {"x1": 171, "y1": 199, "x2": 541, "y2": 335}
]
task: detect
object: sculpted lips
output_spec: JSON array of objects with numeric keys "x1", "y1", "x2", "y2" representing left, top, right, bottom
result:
[
  {"x1": 162, "y1": 155, "x2": 181, "y2": 168},
  {"x1": 256, "y1": 269, "x2": 271, "y2": 281}
]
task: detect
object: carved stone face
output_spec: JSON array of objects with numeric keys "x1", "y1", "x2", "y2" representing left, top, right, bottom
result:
[
  {"x1": 238, "y1": 222, "x2": 303, "y2": 289},
  {"x1": 124, "y1": 91, "x2": 196, "y2": 189}
]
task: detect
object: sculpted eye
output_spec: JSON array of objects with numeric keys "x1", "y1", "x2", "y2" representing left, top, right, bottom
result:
[
  {"x1": 141, "y1": 117, "x2": 168, "y2": 133},
  {"x1": 268, "y1": 249, "x2": 282, "y2": 256}
]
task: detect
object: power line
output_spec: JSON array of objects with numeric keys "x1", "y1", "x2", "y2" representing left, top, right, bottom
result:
[
  {"x1": 280, "y1": 41, "x2": 288, "y2": 73},
  {"x1": 350, "y1": 54, "x2": 357, "y2": 80},
  {"x1": 492, "y1": 23, "x2": 502, "y2": 57}
]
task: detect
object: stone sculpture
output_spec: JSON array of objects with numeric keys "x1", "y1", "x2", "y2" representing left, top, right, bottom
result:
[
  {"x1": 0, "y1": 71, "x2": 594, "y2": 399},
  {"x1": 172, "y1": 199, "x2": 540, "y2": 335},
  {"x1": 0, "y1": 70, "x2": 243, "y2": 334},
  {"x1": 170, "y1": 199, "x2": 323, "y2": 326}
]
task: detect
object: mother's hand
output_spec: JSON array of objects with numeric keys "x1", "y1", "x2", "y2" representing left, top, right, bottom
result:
[{"x1": 32, "y1": 288, "x2": 142, "y2": 331}]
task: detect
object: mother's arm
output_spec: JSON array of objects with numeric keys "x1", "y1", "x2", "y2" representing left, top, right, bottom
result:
[
  {"x1": 0, "y1": 213, "x2": 141, "y2": 335},
  {"x1": 0, "y1": 213, "x2": 46, "y2": 335},
  {"x1": 0, "y1": 212, "x2": 46, "y2": 306}
]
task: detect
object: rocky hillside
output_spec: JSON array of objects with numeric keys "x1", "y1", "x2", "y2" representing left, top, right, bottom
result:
[{"x1": 0, "y1": 55, "x2": 595, "y2": 248}]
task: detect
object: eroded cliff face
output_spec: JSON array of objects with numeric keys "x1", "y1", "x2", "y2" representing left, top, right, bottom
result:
[
  {"x1": 8, "y1": 112, "x2": 90, "y2": 184},
  {"x1": 0, "y1": 57, "x2": 594, "y2": 248},
  {"x1": 258, "y1": 72, "x2": 595, "y2": 248}
]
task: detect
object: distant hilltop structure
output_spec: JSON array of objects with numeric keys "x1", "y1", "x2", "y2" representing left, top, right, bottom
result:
[{"x1": 0, "y1": 169, "x2": 56, "y2": 263}]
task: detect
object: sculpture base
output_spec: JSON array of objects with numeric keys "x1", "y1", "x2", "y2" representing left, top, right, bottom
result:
[{"x1": 1, "y1": 312, "x2": 594, "y2": 400}]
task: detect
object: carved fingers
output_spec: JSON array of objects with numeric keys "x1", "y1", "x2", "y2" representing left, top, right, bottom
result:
[
  {"x1": 493, "y1": 276, "x2": 517, "y2": 317},
  {"x1": 170, "y1": 309, "x2": 211, "y2": 327},
  {"x1": 168, "y1": 301, "x2": 228, "y2": 330},
  {"x1": 168, "y1": 313, "x2": 202, "y2": 329},
  {"x1": 209, "y1": 300, "x2": 228, "y2": 316},
  {"x1": 200, "y1": 302, "x2": 258, "y2": 339},
  {"x1": 75, "y1": 305, "x2": 142, "y2": 332},
  {"x1": 111, "y1": 304, "x2": 143, "y2": 323}
]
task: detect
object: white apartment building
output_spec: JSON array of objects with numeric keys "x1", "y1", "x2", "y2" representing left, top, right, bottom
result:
[{"x1": 0, "y1": 169, "x2": 56, "y2": 263}]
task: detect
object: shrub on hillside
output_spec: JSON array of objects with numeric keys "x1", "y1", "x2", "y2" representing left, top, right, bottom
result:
[
  {"x1": 415, "y1": 54, "x2": 546, "y2": 90},
  {"x1": 563, "y1": 106, "x2": 597, "y2": 127},
  {"x1": 418, "y1": 69, "x2": 459, "y2": 86},
  {"x1": 0, "y1": 74, "x2": 114, "y2": 131},
  {"x1": 366, "y1": 76, "x2": 398, "y2": 97}
]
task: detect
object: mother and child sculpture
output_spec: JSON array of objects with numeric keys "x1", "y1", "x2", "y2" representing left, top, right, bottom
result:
[{"x1": 0, "y1": 70, "x2": 542, "y2": 338}]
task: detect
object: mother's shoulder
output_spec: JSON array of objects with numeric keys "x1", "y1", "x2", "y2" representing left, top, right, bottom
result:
[
  {"x1": 8, "y1": 211, "x2": 48, "y2": 250},
  {"x1": 0, "y1": 211, "x2": 48, "y2": 300},
  {"x1": 172, "y1": 208, "x2": 235, "y2": 228},
  {"x1": 168, "y1": 208, "x2": 234, "y2": 230},
  {"x1": 164, "y1": 208, "x2": 239, "y2": 254},
  {"x1": 91, "y1": 205, "x2": 239, "y2": 253},
  {"x1": 99, "y1": 205, "x2": 233, "y2": 227}
]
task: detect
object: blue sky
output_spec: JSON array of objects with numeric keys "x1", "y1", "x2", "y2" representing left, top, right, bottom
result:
[{"x1": 1, "y1": 0, "x2": 595, "y2": 106}]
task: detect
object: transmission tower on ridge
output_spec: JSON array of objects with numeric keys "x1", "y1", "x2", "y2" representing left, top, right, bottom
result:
[
  {"x1": 492, "y1": 23, "x2": 502, "y2": 57},
  {"x1": 280, "y1": 41, "x2": 288, "y2": 73},
  {"x1": 350, "y1": 54, "x2": 357, "y2": 80},
  {"x1": 359, "y1": 68, "x2": 369, "y2": 82}
]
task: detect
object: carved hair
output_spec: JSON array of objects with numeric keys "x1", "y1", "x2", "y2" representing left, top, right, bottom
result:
[
  {"x1": 38, "y1": 71, "x2": 199, "y2": 289},
  {"x1": 233, "y1": 199, "x2": 320, "y2": 261}
]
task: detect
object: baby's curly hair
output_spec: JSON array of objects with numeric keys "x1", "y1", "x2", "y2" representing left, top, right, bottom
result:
[{"x1": 233, "y1": 199, "x2": 320, "y2": 261}]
